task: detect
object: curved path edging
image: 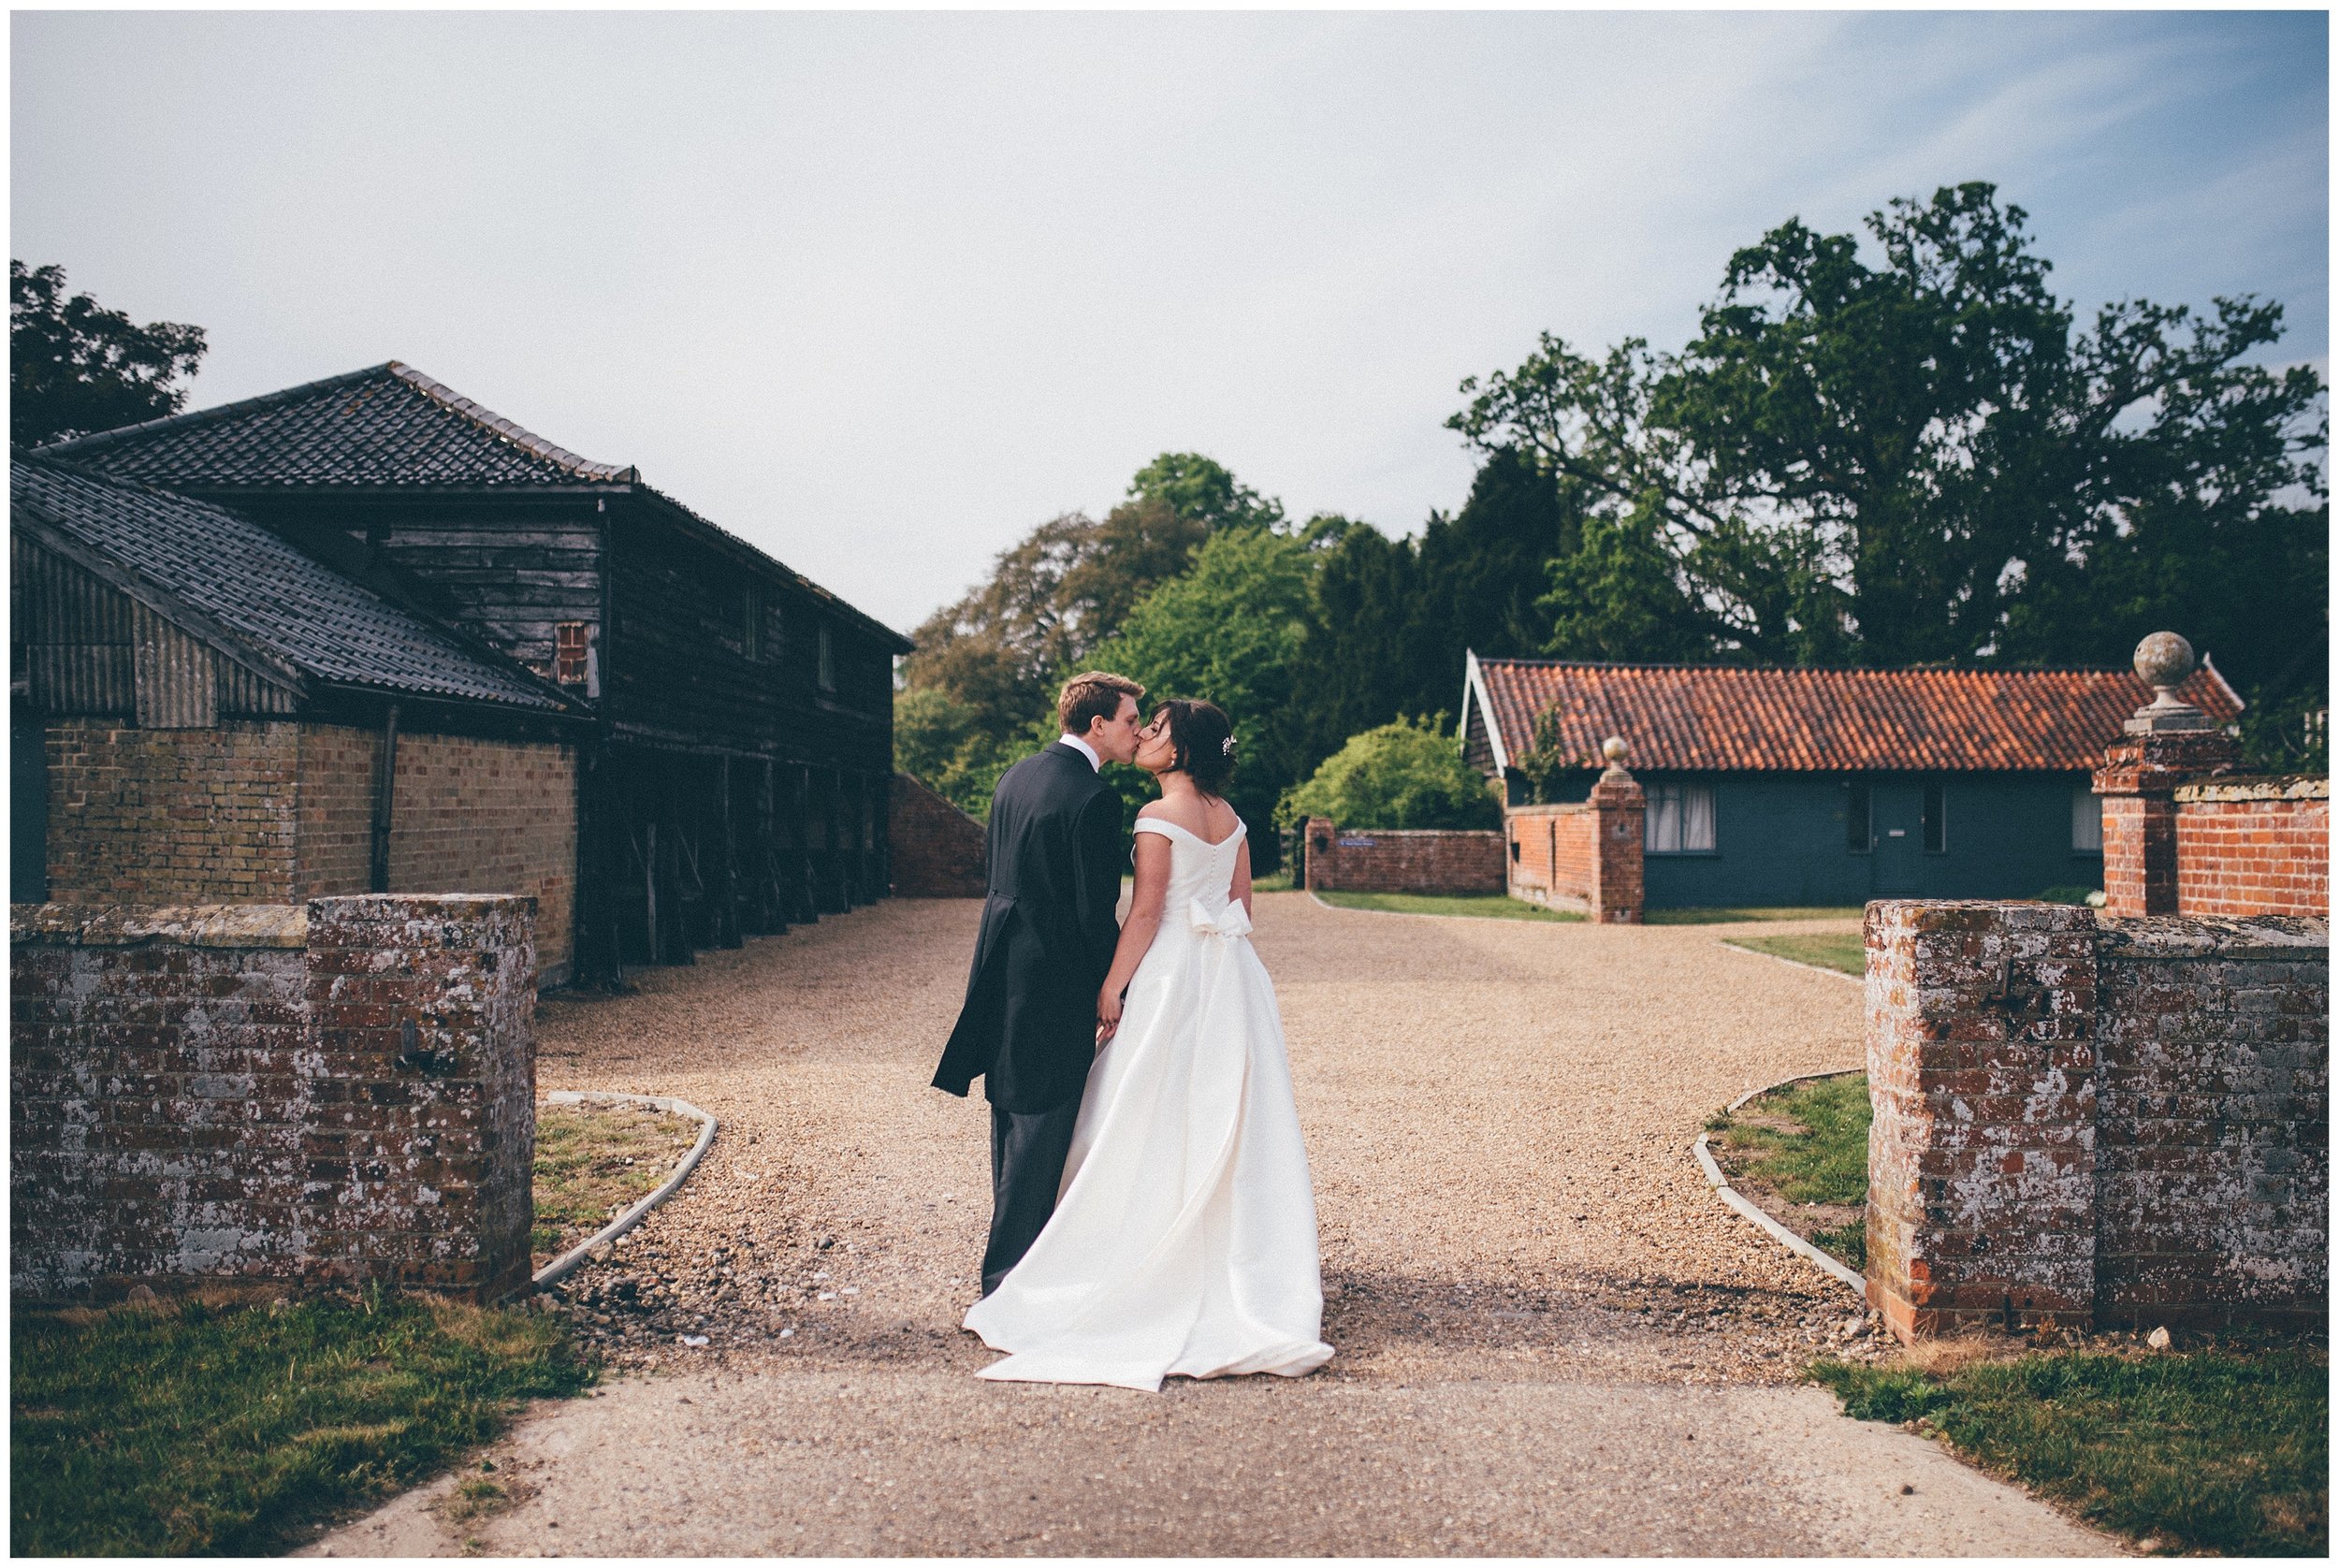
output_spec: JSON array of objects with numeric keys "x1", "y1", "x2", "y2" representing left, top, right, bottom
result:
[
  {"x1": 531, "y1": 1091, "x2": 719, "y2": 1289},
  {"x1": 1693, "y1": 1067, "x2": 1867, "y2": 1297},
  {"x1": 1718, "y1": 939, "x2": 1864, "y2": 985},
  {"x1": 1305, "y1": 889, "x2": 1585, "y2": 923}
]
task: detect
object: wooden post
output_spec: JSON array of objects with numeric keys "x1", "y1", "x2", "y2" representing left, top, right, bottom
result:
[
  {"x1": 717, "y1": 758, "x2": 742, "y2": 948},
  {"x1": 643, "y1": 819, "x2": 661, "y2": 966},
  {"x1": 370, "y1": 702, "x2": 400, "y2": 893}
]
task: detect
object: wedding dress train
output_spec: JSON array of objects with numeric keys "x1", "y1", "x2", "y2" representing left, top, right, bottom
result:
[{"x1": 962, "y1": 818, "x2": 1334, "y2": 1391}]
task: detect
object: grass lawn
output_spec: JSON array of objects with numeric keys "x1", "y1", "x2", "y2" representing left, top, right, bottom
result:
[
  {"x1": 532, "y1": 1100, "x2": 701, "y2": 1268},
  {"x1": 1811, "y1": 1343, "x2": 2328, "y2": 1555},
  {"x1": 1311, "y1": 890, "x2": 1584, "y2": 922},
  {"x1": 1722, "y1": 932, "x2": 1867, "y2": 977},
  {"x1": 1706, "y1": 1069, "x2": 1869, "y2": 1268},
  {"x1": 10, "y1": 1290, "x2": 590, "y2": 1556},
  {"x1": 1645, "y1": 905, "x2": 1865, "y2": 924}
]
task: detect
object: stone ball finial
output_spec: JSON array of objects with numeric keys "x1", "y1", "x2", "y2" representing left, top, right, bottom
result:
[
  {"x1": 1601, "y1": 735, "x2": 1629, "y2": 766},
  {"x1": 2133, "y1": 631, "x2": 2195, "y2": 695},
  {"x1": 2125, "y1": 631, "x2": 2212, "y2": 733}
]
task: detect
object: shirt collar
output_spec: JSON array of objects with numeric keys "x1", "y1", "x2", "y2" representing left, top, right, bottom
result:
[{"x1": 1057, "y1": 733, "x2": 1102, "y2": 772}]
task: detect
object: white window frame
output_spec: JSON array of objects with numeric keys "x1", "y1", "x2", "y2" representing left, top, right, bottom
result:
[
  {"x1": 2071, "y1": 783, "x2": 2103, "y2": 854},
  {"x1": 1645, "y1": 781, "x2": 1717, "y2": 854}
]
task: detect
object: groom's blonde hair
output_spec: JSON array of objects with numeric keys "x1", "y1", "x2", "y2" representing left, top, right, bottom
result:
[{"x1": 1058, "y1": 671, "x2": 1145, "y2": 735}]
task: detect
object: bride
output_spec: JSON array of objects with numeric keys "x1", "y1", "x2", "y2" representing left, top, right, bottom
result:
[{"x1": 961, "y1": 698, "x2": 1334, "y2": 1391}]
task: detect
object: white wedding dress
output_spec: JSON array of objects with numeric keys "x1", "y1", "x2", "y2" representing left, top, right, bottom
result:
[{"x1": 962, "y1": 817, "x2": 1334, "y2": 1392}]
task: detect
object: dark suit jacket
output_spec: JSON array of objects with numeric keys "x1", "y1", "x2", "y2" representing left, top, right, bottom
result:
[{"x1": 932, "y1": 742, "x2": 1125, "y2": 1113}]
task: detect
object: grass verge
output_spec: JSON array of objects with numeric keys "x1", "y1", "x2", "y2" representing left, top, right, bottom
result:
[
  {"x1": 1810, "y1": 1343, "x2": 2328, "y2": 1555},
  {"x1": 1705, "y1": 1069, "x2": 1869, "y2": 1269},
  {"x1": 10, "y1": 1289, "x2": 590, "y2": 1556},
  {"x1": 532, "y1": 1100, "x2": 701, "y2": 1268},
  {"x1": 1722, "y1": 932, "x2": 1866, "y2": 977},
  {"x1": 1312, "y1": 890, "x2": 1584, "y2": 922},
  {"x1": 1645, "y1": 905, "x2": 1865, "y2": 924}
]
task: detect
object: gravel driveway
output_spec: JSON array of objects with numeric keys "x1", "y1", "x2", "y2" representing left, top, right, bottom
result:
[{"x1": 310, "y1": 893, "x2": 2114, "y2": 1556}]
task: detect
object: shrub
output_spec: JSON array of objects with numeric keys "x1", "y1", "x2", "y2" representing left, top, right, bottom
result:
[{"x1": 1274, "y1": 717, "x2": 1501, "y2": 833}]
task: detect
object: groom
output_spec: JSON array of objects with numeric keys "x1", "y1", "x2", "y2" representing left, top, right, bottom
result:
[{"x1": 933, "y1": 670, "x2": 1146, "y2": 1297}]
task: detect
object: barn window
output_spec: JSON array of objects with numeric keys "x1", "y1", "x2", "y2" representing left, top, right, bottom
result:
[
  {"x1": 1923, "y1": 782, "x2": 1947, "y2": 853},
  {"x1": 1645, "y1": 782, "x2": 1716, "y2": 853},
  {"x1": 553, "y1": 621, "x2": 589, "y2": 686},
  {"x1": 742, "y1": 582, "x2": 763, "y2": 661},
  {"x1": 817, "y1": 624, "x2": 835, "y2": 692},
  {"x1": 2071, "y1": 783, "x2": 2103, "y2": 853},
  {"x1": 1846, "y1": 783, "x2": 1872, "y2": 852}
]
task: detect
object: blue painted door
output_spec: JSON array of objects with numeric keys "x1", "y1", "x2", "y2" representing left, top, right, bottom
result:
[{"x1": 1871, "y1": 781, "x2": 1924, "y2": 893}]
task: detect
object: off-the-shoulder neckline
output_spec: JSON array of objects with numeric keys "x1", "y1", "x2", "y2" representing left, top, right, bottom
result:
[{"x1": 1134, "y1": 815, "x2": 1247, "y2": 849}]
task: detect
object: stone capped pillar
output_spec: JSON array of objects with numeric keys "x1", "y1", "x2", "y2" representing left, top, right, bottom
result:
[
  {"x1": 303, "y1": 893, "x2": 538, "y2": 1301},
  {"x1": 2094, "y1": 632, "x2": 2238, "y2": 917},
  {"x1": 1865, "y1": 899, "x2": 2101, "y2": 1340},
  {"x1": 1586, "y1": 737, "x2": 1644, "y2": 924},
  {"x1": 1303, "y1": 817, "x2": 1337, "y2": 892}
]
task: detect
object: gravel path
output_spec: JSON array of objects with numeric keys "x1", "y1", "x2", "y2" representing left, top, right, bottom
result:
[{"x1": 310, "y1": 894, "x2": 2115, "y2": 1557}]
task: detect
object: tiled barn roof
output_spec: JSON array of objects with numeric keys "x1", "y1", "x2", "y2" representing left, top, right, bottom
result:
[
  {"x1": 31, "y1": 361, "x2": 632, "y2": 487},
  {"x1": 12, "y1": 457, "x2": 571, "y2": 712},
  {"x1": 1463, "y1": 652, "x2": 2245, "y2": 776}
]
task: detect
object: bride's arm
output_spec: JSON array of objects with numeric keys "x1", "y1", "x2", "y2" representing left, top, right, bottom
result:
[
  {"x1": 1096, "y1": 831, "x2": 1171, "y2": 1043},
  {"x1": 1232, "y1": 835, "x2": 1253, "y2": 919}
]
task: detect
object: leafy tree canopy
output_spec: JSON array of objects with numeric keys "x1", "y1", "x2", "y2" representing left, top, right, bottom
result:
[
  {"x1": 11, "y1": 260, "x2": 208, "y2": 447},
  {"x1": 1449, "y1": 182, "x2": 2327, "y2": 675},
  {"x1": 1128, "y1": 451, "x2": 1286, "y2": 533},
  {"x1": 1275, "y1": 717, "x2": 1500, "y2": 834}
]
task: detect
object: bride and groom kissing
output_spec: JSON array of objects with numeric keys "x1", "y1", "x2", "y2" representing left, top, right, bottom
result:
[{"x1": 931, "y1": 671, "x2": 1334, "y2": 1392}]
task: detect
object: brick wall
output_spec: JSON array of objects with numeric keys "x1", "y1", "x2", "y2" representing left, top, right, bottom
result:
[
  {"x1": 11, "y1": 893, "x2": 538, "y2": 1303},
  {"x1": 2170, "y1": 777, "x2": 2329, "y2": 919},
  {"x1": 1300, "y1": 820, "x2": 1505, "y2": 895},
  {"x1": 41, "y1": 719, "x2": 577, "y2": 988},
  {"x1": 890, "y1": 771, "x2": 985, "y2": 896},
  {"x1": 382, "y1": 731, "x2": 575, "y2": 988},
  {"x1": 1864, "y1": 899, "x2": 2327, "y2": 1340},
  {"x1": 46, "y1": 719, "x2": 301, "y2": 902},
  {"x1": 1503, "y1": 765, "x2": 1645, "y2": 922}
]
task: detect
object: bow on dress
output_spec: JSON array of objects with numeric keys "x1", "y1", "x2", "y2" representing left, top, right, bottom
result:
[{"x1": 1187, "y1": 899, "x2": 1254, "y2": 939}]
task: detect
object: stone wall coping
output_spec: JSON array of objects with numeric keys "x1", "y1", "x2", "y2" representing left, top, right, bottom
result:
[
  {"x1": 1313, "y1": 826, "x2": 1504, "y2": 839},
  {"x1": 11, "y1": 901, "x2": 309, "y2": 949},
  {"x1": 2096, "y1": 912, "x2": 2330, "y2": 960},
  {"x1": 2172, "y1": 774, "x2": 2330, "y2": 804},
  {"x1": 1503, "y1": 801, "x2": 1592, "y2": 818}
]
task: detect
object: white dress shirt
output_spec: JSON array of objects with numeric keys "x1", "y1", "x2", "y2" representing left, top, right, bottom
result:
[{"x1": 1056, "y1": 733, "x2": 1102, "y2": 772}]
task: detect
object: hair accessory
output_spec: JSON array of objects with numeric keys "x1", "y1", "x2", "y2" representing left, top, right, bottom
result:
[{"x1": 1220, "y1": 735, "x2": 1237, "y2": 756}]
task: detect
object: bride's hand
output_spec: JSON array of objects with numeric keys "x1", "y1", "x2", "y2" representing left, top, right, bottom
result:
[{"x1": 1096, "y1": 983, "x2": 1124, "y2": 1045}]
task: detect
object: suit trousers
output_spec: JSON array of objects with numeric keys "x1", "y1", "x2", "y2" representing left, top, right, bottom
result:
[{"x1": 981, "y1": 1096, "x2": 1083, "y2": 1298}]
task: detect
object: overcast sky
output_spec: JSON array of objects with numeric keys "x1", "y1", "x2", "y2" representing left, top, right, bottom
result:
[{"x1": 12, "y1": 8, "x2": 2327, "y2": 636}]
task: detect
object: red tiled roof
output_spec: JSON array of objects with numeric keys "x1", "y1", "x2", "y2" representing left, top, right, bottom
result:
[{"x1": 1466, "y1": 655, "x2": 2244, "y2": 775}]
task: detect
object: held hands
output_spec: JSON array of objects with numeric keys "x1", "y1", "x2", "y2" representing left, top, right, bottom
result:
[{"x1": 1096, "y1": 982, "x2": 1125, "y2": 1047}]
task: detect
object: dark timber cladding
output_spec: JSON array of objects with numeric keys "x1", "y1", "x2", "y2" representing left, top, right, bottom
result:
[{"x1": 31, "y1": 361, "x2": 914, "y2": 986}]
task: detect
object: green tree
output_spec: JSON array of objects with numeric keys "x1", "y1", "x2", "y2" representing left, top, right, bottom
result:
[
  {"x1": 11, "y1": 261, "x2": 208, "y2": 447},
  {"x1": 1450, "y1": 183, "x2": 2327, "y2": 682},
  {"x1": 893, "y1": 685, "x2": 1024, "y2": 820},
  {"x1": 1086, "y1": 526, "x2": 1317, "y2": 863},
  {"x1": 1275, "y1": 717, "x2": 1500, "y2": 833},
  {"x1": 1127, "y1": 451, "x2": 1287, "y2": 533}
]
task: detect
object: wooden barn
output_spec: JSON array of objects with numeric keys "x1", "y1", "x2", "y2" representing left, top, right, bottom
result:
[
  {"x1": 11, "y1": 456, "x2": 593, "y2": 980},
  {"x1": 32, "y1": 362, "x2": 913, "y2": 985}
]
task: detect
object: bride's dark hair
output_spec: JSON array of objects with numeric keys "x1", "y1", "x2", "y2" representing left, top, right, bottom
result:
[{"x1": 1153, "y1": 699, "x2": 1236, "y2": 795}]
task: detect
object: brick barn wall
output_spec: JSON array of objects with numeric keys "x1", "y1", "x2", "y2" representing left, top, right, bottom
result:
[
  {"x1": 2171, "y1": 780, "x2": 2328, "y2": 920},
  {"x1": 381, "y1": 732, "x2": 576, "y2": 988},
  {"x1": 45, "y1": 719, "x2": 301, "y2": 902},
  {"x1": 295, "y1": 724, "x2": 379, "y2": 899},
  {"x1": 1301, "y1": 821, "x2": 1505, "y2": 895},
  {"x1": 10, "y1": 893, "x2": 538, "y2": 1303},
  {"x1": 891, "y1": 771, "x2": 986, "y2": 896},
  {"x1": 1864, "y1": 899, "x2": 2327, "y2": 1340}
]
